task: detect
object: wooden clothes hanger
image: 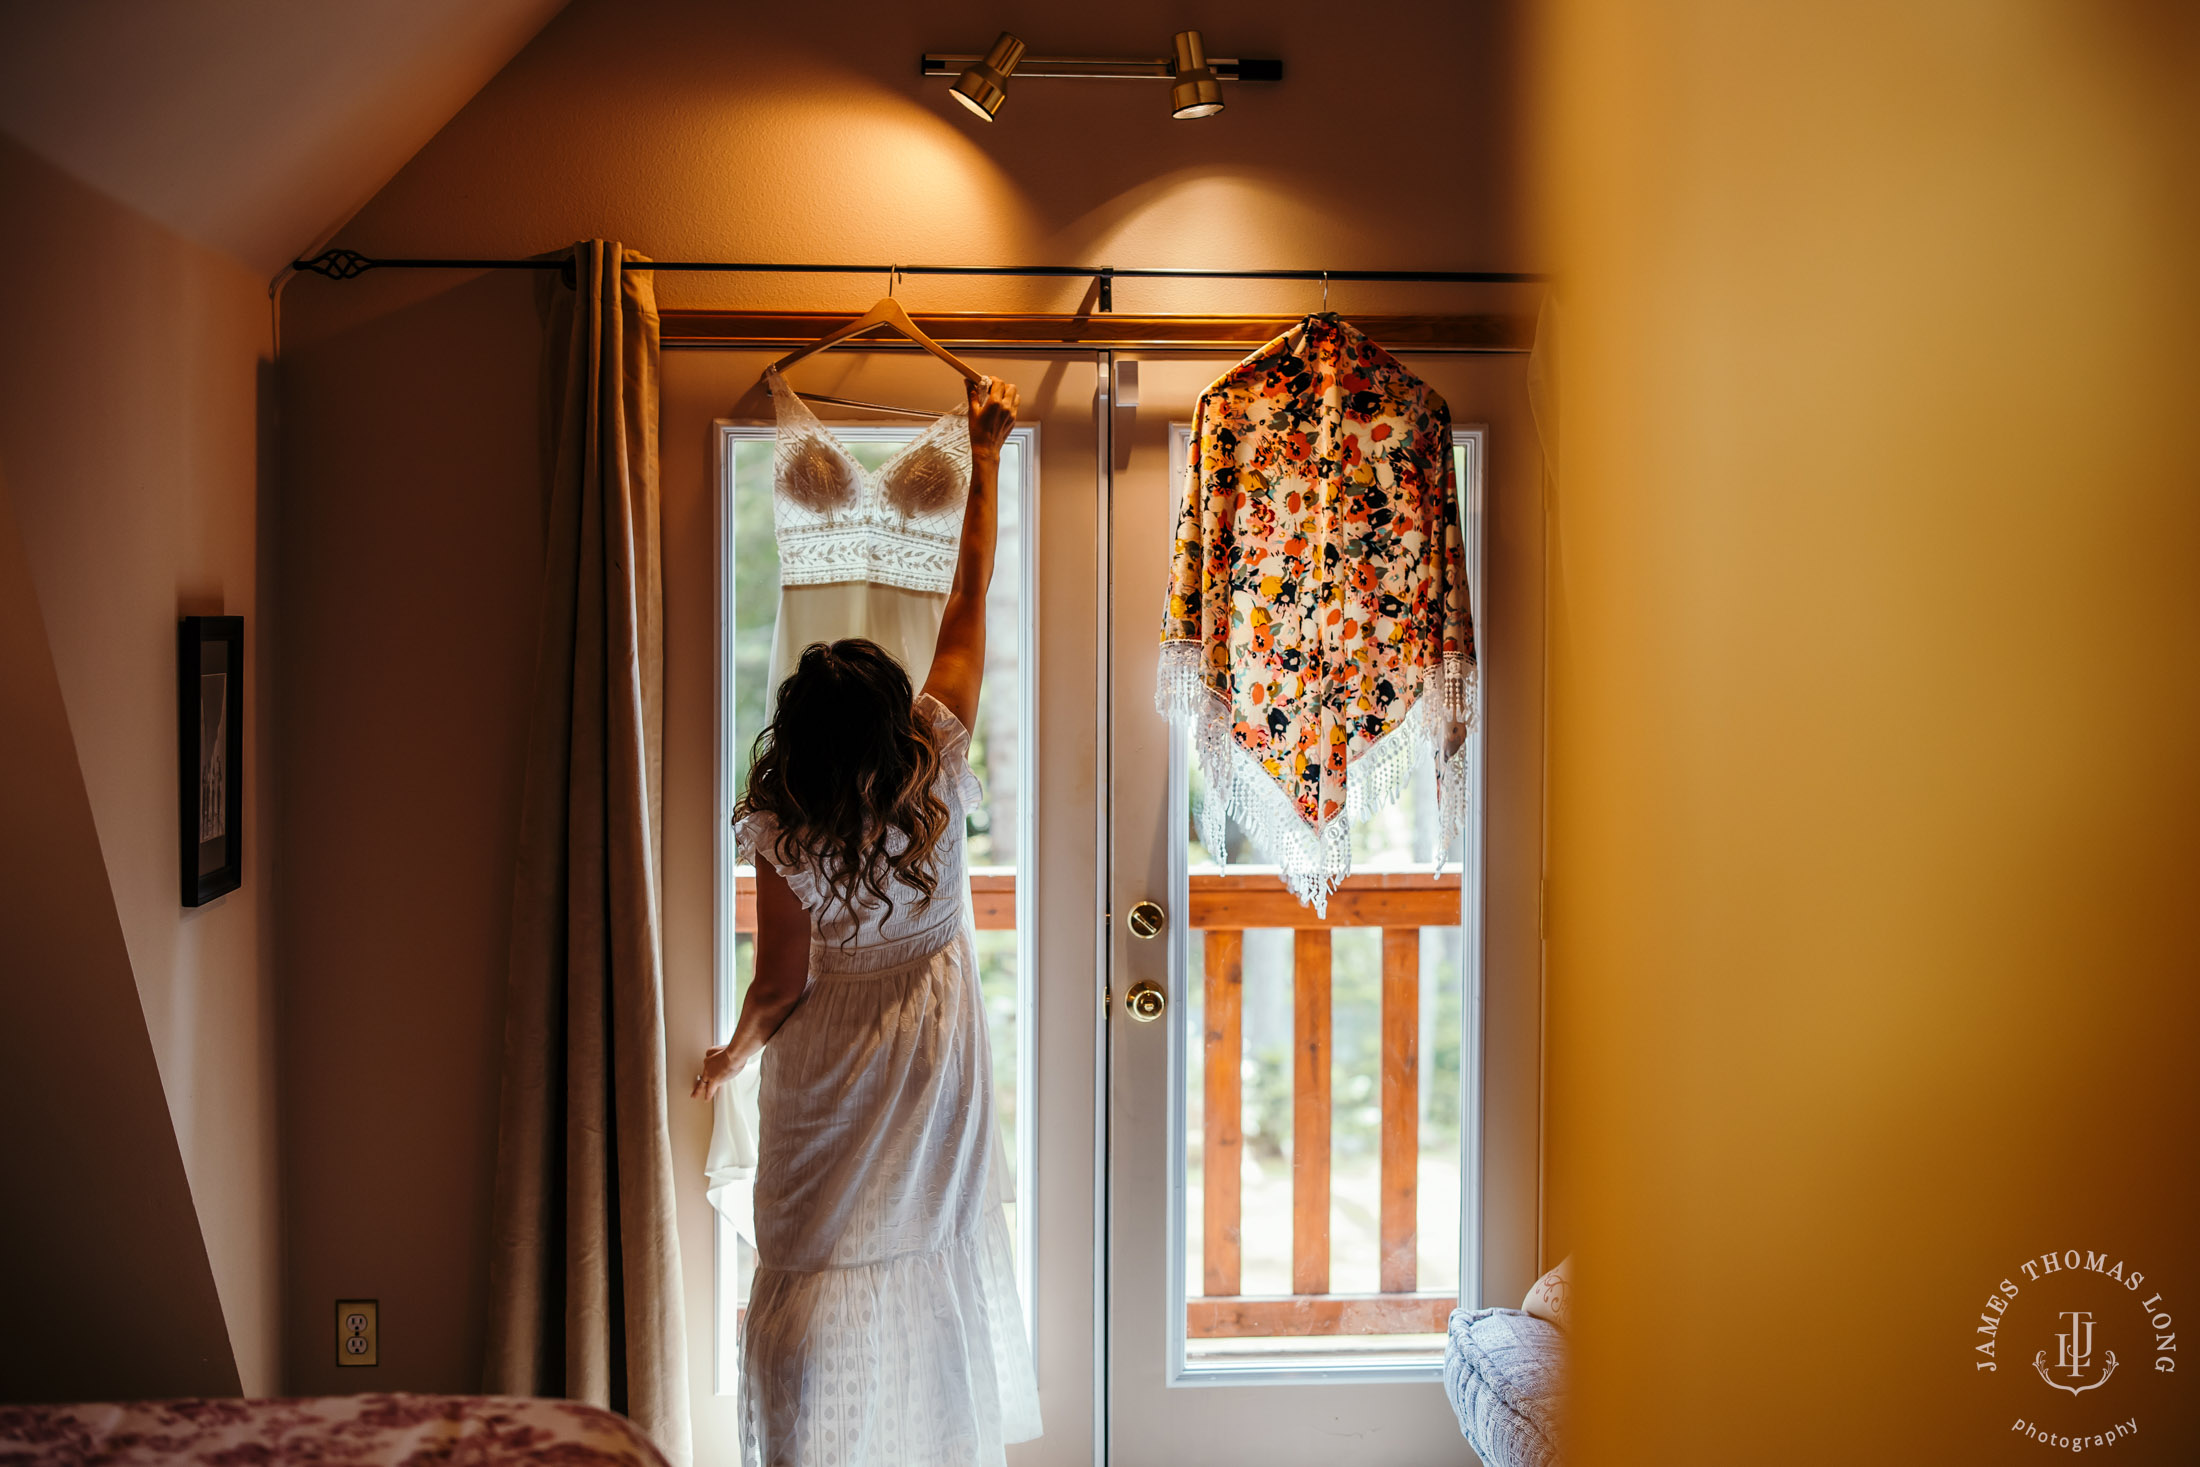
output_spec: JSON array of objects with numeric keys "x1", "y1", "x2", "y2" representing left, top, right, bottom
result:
[{"x1": 764, "y1": 268, "x2": 986, "y2": 416}]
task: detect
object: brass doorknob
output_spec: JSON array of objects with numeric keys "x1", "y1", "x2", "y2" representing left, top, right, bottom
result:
[
  {"x1": 1127, "y1": 900, "x2": 1166, "y2": 939},
  {"x1": 1124, "y1": 982, "x2": 1167, "y2": 1022}
]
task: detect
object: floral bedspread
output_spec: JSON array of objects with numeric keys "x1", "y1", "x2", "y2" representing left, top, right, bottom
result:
[{"x1": 0, "y1": 1395, "x2": 670, "y2": 1467}]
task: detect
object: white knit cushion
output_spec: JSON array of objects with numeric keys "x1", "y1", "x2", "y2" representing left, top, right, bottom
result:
[{"x1": 1443, "y1": 1307, "x2": 1565, "y2": 1467}]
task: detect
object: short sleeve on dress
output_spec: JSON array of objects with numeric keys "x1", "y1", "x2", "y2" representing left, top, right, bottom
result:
[
  {"x1": 732, "y1": 807, "x2": 778, "y2": 867},
  {"x1": 733, "y1": 808, "x2": 822, "y2": 910},
  {"x1": 916, "y1": 694, "x2": 985, "y2": 810}
]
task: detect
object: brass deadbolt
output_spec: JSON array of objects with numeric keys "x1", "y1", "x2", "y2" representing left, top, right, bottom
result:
[
  {"x1": 1127, "y1": 900, "x2": 1166, "y2": 939},
  {"x1": 1124, "y1": 982, "x2": 1167, "y2": 1021}
]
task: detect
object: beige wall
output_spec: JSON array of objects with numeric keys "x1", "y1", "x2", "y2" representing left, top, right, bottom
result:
[
  {"x1": 0, "y1": 459, "x2": 240, "y2": 1402},
  {"x1": 316, "y1": 0, "x2": 1525, "y2": 317},
  {"x1": 1538, "y1": 3, "x2": 2200, "y2": 1460},
  {"x1": 275, "y1": 268, "x2": 548, "y2": 1395},
  {"x1": 277, "y1": 0, "x2": 1533, "y2": 1418},
  {"x1": 0, "y1": 135, "x2": 280, "y2": 1393}
]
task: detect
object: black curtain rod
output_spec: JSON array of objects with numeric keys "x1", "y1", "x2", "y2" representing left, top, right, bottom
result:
[{"x1": 289, "y1": 249, "x2": 1542, "y2": 312}]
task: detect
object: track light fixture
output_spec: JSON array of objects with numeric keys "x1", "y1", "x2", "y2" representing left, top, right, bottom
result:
[
  {"x1": 923, "y1": 33, "x2": 1282, "y2": 122},
  {"x1": 950, "y1": 32, "x2": 1026, "y2": 121},
  {"x1": 1169, "y1": 31, "x2": 1225, "y2": 119}
]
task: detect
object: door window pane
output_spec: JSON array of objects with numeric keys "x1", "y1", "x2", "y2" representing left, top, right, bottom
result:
[{"x1": 1173, "y1": 433, "x2": 1483, "y2": 1376}]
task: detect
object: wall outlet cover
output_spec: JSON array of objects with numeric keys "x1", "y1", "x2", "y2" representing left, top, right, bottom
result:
[{"x1": 336, "y1": 1299, "x2": 378, "y2": 1367}]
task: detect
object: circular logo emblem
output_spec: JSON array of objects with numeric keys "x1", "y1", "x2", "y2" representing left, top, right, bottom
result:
[{"x1": 1974, "y1": 1248, "x2": 2175, "y2": 1451}]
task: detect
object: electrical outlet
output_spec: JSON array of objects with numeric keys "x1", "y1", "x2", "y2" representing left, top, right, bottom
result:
[{"x1": 336, "y1": 1299, "x2": 378, "y2": 1366}]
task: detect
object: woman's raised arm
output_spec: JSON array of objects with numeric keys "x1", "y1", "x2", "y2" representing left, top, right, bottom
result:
[{"x1": 921, "y1": 376, "x2": 1019, "y2": 733}]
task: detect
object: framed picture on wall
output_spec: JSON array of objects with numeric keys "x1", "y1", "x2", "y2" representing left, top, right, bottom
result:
[{"x1": 179, "y1": 615, "x2": 244, "y2": 906}]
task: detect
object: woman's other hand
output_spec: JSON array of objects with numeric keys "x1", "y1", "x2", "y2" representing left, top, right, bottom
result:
[
  {"x1": 967, "y1": 375, "x2": 1019, "y2": 461},
  {"x1": 693, "y1": 1042, "x2": 741, "y2": 1100}
]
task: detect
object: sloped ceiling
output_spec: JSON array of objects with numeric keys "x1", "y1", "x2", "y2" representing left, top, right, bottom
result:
[{"x1": 0, "y1": 0, "x2": 570, "y2": 276}]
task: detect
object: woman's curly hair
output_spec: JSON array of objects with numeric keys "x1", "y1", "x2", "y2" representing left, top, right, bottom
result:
[{"x1": 734, "y1": 639, "x2": 950, "y2": 918}]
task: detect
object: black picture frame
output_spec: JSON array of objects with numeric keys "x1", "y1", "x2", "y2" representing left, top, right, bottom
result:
[{"x1": 179, "y1": 616, "x2": 244, "y2": 906}]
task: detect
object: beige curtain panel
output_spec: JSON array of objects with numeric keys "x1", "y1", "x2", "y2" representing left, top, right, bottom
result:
[{"x1": 485, "y1": 241, "x2": 690, "y2": 1467}]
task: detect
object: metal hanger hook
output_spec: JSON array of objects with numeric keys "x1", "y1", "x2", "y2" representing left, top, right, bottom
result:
[
  {"x1": 1322, "y1": 271, "x2": 1330, "y2": 312},
  {"x1": 888, "y1": 264, "x2": 900, "y2": 299}
]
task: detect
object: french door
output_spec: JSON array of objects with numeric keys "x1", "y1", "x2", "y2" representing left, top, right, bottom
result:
[{"x1": 674, "y1": 340, "x2": 1539, "y2": 1467}]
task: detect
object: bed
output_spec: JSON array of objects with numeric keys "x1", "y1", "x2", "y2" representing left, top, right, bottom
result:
[{"x1": 0, "y1": 1394, "x2": 669, "y2": 1467}]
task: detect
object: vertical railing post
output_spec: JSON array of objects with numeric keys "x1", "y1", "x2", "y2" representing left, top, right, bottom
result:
[
  {"x1": 1292, "y1": 928, "x2": 1332, "y2": 1297},
  {"x1": 1379, "y1": 927, "x2": 1421, "y2": 1294},
  {"x1": 1203, "y1": 929, "x2": 1244, "y2": 1296}
]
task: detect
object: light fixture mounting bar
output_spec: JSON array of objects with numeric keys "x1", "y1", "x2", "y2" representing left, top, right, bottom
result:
[{"x1": 921, "y1": 54, "x2": 1282, "y2": 83}]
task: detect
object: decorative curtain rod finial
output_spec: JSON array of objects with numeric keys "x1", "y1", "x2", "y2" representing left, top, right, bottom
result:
[{"x1": 297, "y1": 248, "x2": 376, "y2": 280}]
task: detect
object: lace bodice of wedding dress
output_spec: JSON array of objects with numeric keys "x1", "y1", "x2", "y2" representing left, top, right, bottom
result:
[{"x1": 766, "y1": 366, "x2": 972, "y2": 593}]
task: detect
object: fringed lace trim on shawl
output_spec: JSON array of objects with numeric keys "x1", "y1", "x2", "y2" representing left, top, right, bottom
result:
[{"x1": 1157, "y1": 641, "x2": 1479, "y2": 916}]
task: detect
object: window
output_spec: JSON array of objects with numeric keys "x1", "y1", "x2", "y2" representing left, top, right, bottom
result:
[
  {"x1": 1168, "y1": 427, "x2": 1487, "y2": 1380},
  {"x1": 712, "y1": 421, "x2": 1039, "y2": 1391}
]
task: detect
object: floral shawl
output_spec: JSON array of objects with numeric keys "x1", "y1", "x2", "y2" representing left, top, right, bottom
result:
[{"x1": 1157, "y1": 314, "x2": 1476, "y2": 911}]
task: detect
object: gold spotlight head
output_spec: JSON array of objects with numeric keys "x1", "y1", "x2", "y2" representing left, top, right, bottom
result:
[
  {"x1": 951, "y1": 31, "x2": 1026, "y2": 120},
  {"x1": 1170, "y1": 30, "x2": 1225, "y2": 119}
]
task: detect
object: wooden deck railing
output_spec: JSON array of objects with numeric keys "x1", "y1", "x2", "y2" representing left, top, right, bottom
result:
[
  {"x1": 1188, "y1": 871, "x2": 1460, "y2": 1338},
  {"x1": 730, "y1": 865, "x2": 1459, "y2": 1337},
  {"x1": 732, "y1": 868, "x2": 1019, "y2": 932}
]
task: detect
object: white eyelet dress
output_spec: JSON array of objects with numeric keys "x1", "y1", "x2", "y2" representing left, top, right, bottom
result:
[{"x1": 733, "y1": 695, "x2": 1041, "y2": 1467}]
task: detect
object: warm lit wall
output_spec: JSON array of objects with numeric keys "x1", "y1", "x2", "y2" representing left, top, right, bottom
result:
[
  {"x1": 0, "y1": 460, "x2": 239, "y2": 1403},
  {"x1": 316, "y1": 0, "x2": 1525, "y2": 318},
  {"x1": 0, "y1": 135, "x2": 280, "y2": 1394},
  {"x1": 1538, "y1": 3, "x2": 2200, "y2": 1460},
  {"x1": 276, "y1": 0, "x2": 1533, "y2": 1421},
  {"x1": 275, "y1": 267, "x2": 548, "y2": 1395}
]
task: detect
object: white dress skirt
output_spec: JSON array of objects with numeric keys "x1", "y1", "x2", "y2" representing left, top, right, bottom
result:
[{"x1": 734, "y1": 696, "x2": 1040, "y2": 1467}]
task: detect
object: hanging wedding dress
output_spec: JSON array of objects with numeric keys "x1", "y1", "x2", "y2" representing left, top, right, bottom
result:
[
  {"x1": 763, "y1": 365, "x2": 972, "y2": 690},
  {"x1": 733, "y1": 696, "x2": 1041, "y2": 1467}
]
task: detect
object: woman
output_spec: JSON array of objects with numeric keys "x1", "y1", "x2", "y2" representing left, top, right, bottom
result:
[{"x1": 694, "y1": 375, "x2": 1039, "y2": 1467}]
